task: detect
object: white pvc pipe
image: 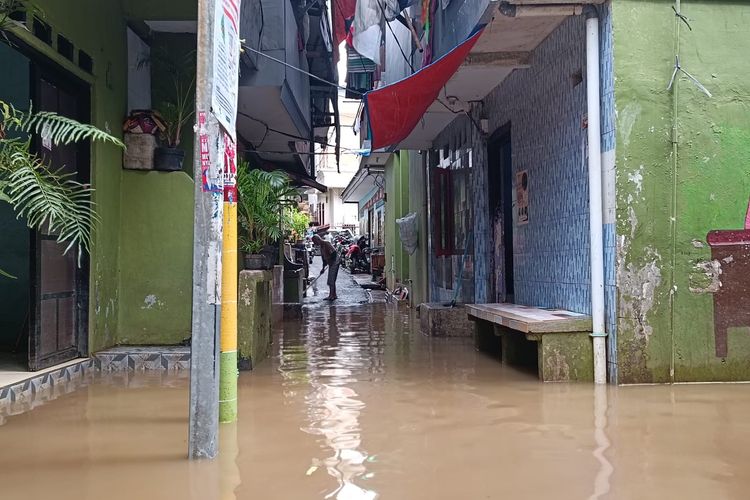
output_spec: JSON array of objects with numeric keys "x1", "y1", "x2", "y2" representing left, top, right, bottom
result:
[{"x1": 585, "y1": 13, "x2": 607, "y2": 384}]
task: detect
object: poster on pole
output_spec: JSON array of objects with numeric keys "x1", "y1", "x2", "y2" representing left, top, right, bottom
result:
[
  {"x1": 223, "y1": 133, "x2": 238, "y2": 203},
  {"x1": 212, "y1": 0, "x2": 241, "y2": 140}
]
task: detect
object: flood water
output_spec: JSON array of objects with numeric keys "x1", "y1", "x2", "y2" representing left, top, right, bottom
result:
[{"x1": 1, "y1": 304, "x2": 749, "y2": 500}]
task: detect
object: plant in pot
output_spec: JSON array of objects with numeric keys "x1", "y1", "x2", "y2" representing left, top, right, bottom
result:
[
  {"x1": 237, "y1": 160, "x2": 299, "y2": 270},
  {"x1": 151, "y1": 49, "x2": 195, "y2": 172}
]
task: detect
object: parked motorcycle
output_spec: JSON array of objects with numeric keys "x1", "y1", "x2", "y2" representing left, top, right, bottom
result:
[
  {"x1": 345, "y1": 236, "x2": 370, "y2": 274},
  {"x1": 334, "y1": 235, "x2": 352, "y2": 262}
]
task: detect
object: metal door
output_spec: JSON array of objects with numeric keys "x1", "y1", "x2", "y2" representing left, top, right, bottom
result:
[{"x1": 28, "y1": 73, "x2": 90, "y2": 370}]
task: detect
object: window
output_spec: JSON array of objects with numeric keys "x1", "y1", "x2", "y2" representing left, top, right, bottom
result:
[{"x1": 432, "y1": 164, "x2": 453, "y2": 257}]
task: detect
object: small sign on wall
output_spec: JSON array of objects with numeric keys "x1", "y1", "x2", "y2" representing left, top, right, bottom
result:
[{"x1": 516, "y1": 170, "x2": 529, "y2": 225}]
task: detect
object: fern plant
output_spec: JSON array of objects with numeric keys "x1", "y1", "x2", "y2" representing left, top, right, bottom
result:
[{"x1": 0, "y1": 100, "x2": 124, "y2": 278}]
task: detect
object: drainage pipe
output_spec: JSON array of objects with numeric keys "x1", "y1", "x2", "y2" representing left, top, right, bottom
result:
[{"x1": 584, "y1": 7, "x2": 608, "y2": 385}]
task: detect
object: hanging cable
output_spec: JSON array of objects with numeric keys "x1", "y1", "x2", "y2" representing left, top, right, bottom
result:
[
  {"x1": 239, "y1": 111, "x2": 348, "y2": 151},
  {"x1": 242, "y1": 43, "x2": 363, "y2": 96},
  {"x1": 436, "y1": 96, "x2": 485, "y2": 137}
]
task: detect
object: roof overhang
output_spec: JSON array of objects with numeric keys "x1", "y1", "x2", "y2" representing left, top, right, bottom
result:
[
  {"x1": 366, "y1": 0, "x2": 604, "y2": 151},
  {"x1": 341, "y1": 156, "x2": 387, "y2": 203},
  {"x1": 247, "y1": 152, "x2": 328, "y2": 193}
]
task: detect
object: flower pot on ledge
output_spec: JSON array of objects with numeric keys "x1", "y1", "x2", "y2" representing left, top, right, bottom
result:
[
  {"x1": 244, "y1": 254, "x2": 267, "y2": 271},
  {"x1": 153, "y1": 147, "x2": 184, "y2": 172}
]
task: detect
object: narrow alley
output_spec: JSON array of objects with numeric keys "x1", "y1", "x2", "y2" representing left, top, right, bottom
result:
[
  {"x1": 2, "y1": 1, "x2": 750, "y2": 498},
  {"x1": 1, "y1": 292, "x2": 749, "y2": 499}
]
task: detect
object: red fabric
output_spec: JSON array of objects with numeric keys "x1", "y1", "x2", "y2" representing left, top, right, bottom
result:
[
  {"x1": 332, "y1": 0, "x2": 356, "y2": 64},
  {"x1": 364, "y1": 28, "x2": 484, "y2": 151}
]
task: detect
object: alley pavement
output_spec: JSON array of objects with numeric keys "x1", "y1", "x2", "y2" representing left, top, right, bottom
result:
[{"x1": 303, "y1": 257, "x2": 370, "y2": 306}]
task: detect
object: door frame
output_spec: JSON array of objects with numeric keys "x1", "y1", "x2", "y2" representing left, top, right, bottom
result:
[
  {"x1": 23, "y1": 44, "x2": 92, "y2": 370},
  {"x1": 487, "y1": 123, "x2": 514, "y2": 304}
]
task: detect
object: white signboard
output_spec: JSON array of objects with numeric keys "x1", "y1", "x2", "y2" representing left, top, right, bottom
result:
[{"x1": 212, "y1": 0, "x2": 241, "y2": 139}]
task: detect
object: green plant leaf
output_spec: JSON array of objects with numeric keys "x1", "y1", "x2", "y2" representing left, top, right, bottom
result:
[
  {"x1": 1, "y1": 98, "x2": 118, "y2": 268},
  {"x1": 0, "y1": 267, "x2": 17, "y2": 279},
  {"x1": 1, "y1": 102, "x2": 123, "y2": 147}
]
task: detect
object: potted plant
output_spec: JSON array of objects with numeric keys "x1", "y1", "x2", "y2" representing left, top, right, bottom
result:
[
  {"x1": 237, "y1": 161, "x2": 299, "y2": 270},
  {"x1": 149, "y1": 48, "x2": 195, "y2": 172}
]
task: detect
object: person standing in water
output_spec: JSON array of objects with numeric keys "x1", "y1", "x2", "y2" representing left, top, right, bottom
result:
[{"x1": 312, "y1": 234, "x2": 339, "y2": 301}]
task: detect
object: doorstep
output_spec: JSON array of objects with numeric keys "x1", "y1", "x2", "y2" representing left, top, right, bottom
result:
[{"x1": 0, "y1": 358, "x2": 96, "y2": 422}]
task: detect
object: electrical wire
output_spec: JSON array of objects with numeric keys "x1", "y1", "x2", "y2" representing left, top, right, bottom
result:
[
  {"x1": 436, "y1": 95, "x2": 485, "y2": 137},
  {"x1": 242, "y1": 43, "x2": 363, "y2": 96},
  {"x1": 238, "y1": 111, "x2": 364, "y2": 154}
]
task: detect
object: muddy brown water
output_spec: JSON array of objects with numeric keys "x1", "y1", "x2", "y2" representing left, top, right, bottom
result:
[{"x1": 1, "y1": 305, "x2": 749, "y2": 500}]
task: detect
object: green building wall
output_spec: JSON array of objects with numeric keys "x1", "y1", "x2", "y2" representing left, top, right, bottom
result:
[
  {"x1": 406, "y1": 151, "x2": 429, "y2": 306},
  {"x1": 16, "y1": 0, "x2": 130, "y2": 351},
  {"x1": 384, "y1": 152, "x2": 411, "y2": 291},
  {"x1": 117, "y1": 172, "x2": 194, "y2": 345},
  {"x1": 614, "y1": 0, "x2": 750, "y2": 382},
  {"x1": 13, "y1": 0, "x2": 198, "y2": 351}
]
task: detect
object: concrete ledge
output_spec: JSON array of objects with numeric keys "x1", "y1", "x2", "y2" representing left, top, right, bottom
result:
[
  {"x1": 238, "y1": 270, "x2": 273, "y2": 370},
  {"x1": 419, "y1": 303, "x2": 473, "y2": 337}
]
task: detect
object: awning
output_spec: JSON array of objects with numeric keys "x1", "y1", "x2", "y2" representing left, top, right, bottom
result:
[
  {"x1": 342, "y1": 152, "x2": 389, "y2": 203},
  {"x1": 363, "y1": 26, "x2": 485, "y2": 151}
]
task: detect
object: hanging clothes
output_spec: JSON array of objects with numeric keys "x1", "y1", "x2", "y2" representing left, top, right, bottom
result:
[{"x1": 352, "y1": 0, "x2": 416, "y2": 65}]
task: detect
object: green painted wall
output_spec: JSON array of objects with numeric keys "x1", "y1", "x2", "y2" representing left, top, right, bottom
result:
[
  {"x1": 384, "y1": 152, "x2": 411, "y2": 291},
  {"x1": 406, "y1": 150, "x2": 429, "y2": 306},
  {"x1": 614, "y1": 0, "x2": 750, "y2": 383},
  {"x1": 19, "y1": 0, "x2": 197, "y2": 351},
  {"x1": 26, "y1": 0, "x2": 130, "y2": 352},
  {"x1": 399, "y1": 152, "x2": 410, "y2": 283},
  {"x1": 117, "y1": 171, "x2": 194, "y2": 344}
]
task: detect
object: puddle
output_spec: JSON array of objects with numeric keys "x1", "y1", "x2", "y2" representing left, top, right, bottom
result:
[{"x1": 0, "y1": 305, "x2": 749, "y2": 499}]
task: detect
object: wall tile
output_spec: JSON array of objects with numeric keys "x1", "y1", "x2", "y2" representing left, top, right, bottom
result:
[{"x1": 427, "y1": 2, "x2": 618, "y2": 371}]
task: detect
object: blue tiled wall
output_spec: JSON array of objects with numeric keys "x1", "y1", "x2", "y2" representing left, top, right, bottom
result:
[
  {"x1": 484, "y1": 15, "x2": 592, "y2": 313},
  {"x1": 429, "y1": 5, "x2": 618, "y2": 373}
]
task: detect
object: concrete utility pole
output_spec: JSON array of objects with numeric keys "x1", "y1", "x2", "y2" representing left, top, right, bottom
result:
[{"x1": 189, "y1": 0, "x2": 224, "y2": 459}]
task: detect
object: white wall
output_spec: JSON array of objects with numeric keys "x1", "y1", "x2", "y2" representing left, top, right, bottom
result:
[
  {"x1": 309, "y1": 93, "x2": 361, "y2": 229},
  {"x1": 127, "y1": 28, "x2": 151, "y2": 111}
]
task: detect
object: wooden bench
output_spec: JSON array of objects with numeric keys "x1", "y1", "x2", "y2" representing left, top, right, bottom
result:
[{"x1": 466, "y1": 303, "x2": 594, "y2": 382}]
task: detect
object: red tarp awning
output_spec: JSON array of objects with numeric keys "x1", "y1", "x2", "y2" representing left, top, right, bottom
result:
[{"x1": 364, "y1": 27, "x2": 484, "y2": 151}]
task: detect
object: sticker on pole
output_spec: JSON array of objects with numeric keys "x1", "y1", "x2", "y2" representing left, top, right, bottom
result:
[
  {"x1": 199, "y1": 112, "x2": 223, "y2": 193},
  {"x1": 223, "y1": 133, "x2": 237, "y2": 203},
  {"x1": 212, "y1": 0, "x2": 241, "y2": 140}
]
